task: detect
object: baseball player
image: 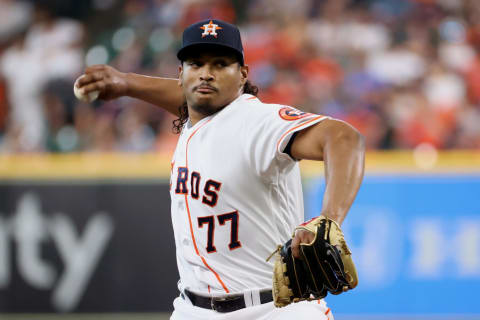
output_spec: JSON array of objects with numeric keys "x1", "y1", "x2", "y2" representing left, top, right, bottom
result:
[{"x1": 76, "y1": 19, "x2": 365, "y2": 320}]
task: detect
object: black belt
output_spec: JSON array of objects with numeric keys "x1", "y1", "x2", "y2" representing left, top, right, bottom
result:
[{"x1": 182, "y1": 288, "x2": 273, "y2": 313}]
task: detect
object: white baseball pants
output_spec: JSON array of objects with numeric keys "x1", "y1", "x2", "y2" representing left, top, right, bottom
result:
[{"x1": 170, "y1": 295, "x2": 334, "y2": 320}]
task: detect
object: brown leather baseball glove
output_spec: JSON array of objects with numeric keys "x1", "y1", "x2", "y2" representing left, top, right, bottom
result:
[{"x1": 270, "y1": 216, "x2": 358, "y2": 307}]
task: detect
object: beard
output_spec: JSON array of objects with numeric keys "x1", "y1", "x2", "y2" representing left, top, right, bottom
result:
[{"x1": 190, "y1": 101, "x2": 226, "y2": 117}]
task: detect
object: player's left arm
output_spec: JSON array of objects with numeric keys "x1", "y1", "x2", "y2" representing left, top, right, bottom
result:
[{"x1": 289, "y1": 118, "x2": 365, "y2": 258}]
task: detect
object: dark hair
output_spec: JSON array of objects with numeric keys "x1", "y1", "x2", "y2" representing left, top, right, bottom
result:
[{"x1": 172, "y1": 80, "x2": 259, "y2": 134}]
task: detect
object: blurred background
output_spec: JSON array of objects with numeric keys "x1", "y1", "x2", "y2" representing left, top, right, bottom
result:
[{"x1": 0, "y1": 0, "x2": 479, "y2": 319}]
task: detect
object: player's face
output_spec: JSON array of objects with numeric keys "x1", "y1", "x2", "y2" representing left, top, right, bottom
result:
[{"x1": 179, "y1": 49, "x2": 248, "y2": 117}]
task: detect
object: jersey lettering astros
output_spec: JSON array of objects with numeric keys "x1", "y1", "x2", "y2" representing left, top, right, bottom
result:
[{"x1": 170, "y1": 94, "x2": 329, "y2": 296}]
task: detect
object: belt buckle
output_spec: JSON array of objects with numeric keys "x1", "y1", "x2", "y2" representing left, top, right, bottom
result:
[{"x1": 211, "y1": 297, "x2": 227, "y2": 312}]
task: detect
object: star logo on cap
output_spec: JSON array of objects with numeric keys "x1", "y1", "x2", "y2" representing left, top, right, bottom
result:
[{"x1": 200, "y1": 20, "x2": 222, "y2": 38}]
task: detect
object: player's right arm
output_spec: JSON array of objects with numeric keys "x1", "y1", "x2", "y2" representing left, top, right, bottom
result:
[{"x1": 77, "y1": 64, "x2": 184, "y2": 116}]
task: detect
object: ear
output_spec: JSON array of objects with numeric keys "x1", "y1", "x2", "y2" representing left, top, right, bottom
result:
[
  {"x1": 240, "y1": 65, "x2": 249, "y2": 86},
  {"x1": 178, "y1": 65, "x2": 183, "y2": 87}
]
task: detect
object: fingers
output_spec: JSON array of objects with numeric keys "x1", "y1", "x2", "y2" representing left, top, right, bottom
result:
[
  {"x1": 292, "y1": 235, "x2": 301, "y2": 259},
  {"x1": 82, "y1": 81, "x2": 106, "y2": 94},
  {"x1": 74, "y1": 65, "x2": 127, "y2": 100},
  {"x1": 85, "y1": 64, "x2": 107, "y2": 74},
  {"x1": 77, "y1": 72, "x2": 105, "y2": 87},
  {"x1": 78, "y1": 64, "x2": 111, "y2": 87},
  {"x1": 292, "y1": 229, "x2": 316, "y2": 259},
  {"x1": 76, "y1": 69, "x2": 109, "y2": 98}
]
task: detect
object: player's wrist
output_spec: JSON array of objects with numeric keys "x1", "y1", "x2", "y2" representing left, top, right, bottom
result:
[
  {"x1": 320, "y1": 211, "x2": 344, "y2": 226},
  {"x1": 124, "y1": 72, "x2": 136, "y2": 97}
]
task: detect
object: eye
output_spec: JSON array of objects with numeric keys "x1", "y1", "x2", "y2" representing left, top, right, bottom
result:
[
  {"x1": 188, "y1": 61, "x2": 201, "y2": 67},
  {"x1": 215, "y1": 60, "x2": 228, "y2": 67}
]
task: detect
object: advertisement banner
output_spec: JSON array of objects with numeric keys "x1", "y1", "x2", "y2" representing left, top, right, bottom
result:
[
  {"x1": 1, "y1": 151, "x2": 479, "y2": 315},
  {"x1": 0, "y1": 181, "x2": 178, "y2": 312},
  {"x1": 305, "y1": 174, "x2": 480, "y2": 314}
]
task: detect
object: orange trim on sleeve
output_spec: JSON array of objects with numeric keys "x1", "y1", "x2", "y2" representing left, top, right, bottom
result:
[
  {"x1": 325, "y1": 307, "x2": 331, "y2": 315},
  {"x1": 276, "y1": 116, "x2": 324, "y2": 152},
  {"x1": 183, "y1": 119, "x2": 230, "y2": 293}
]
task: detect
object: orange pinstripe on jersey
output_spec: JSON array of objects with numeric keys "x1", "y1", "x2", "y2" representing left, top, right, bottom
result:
[
  {"x1": 183, "y1": 119, "x2": 230, "y2": 293},
  {"x1": 276, "y1": 116, "x2": 324, "y2": 152}
]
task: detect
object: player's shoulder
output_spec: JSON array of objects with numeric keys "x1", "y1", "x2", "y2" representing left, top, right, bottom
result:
[
  {"x1": 236, "y1": 94, "x2": 316, "y2": 122},
  {"x1": 236, "y1": 94, "x2": 286, "y2": 116}
]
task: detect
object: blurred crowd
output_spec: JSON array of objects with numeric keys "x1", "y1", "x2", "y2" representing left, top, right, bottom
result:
[{"x1": 1, "y1": 0, "x2": 480, "y2": 153}]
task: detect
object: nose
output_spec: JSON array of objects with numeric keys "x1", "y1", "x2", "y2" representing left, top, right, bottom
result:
[{"x1": 199, "y1": 65, "x2": 214, "y2": 82}]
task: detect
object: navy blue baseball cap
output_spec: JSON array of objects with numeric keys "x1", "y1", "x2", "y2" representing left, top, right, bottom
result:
[{"x1": 177, "y1": 19, "x2": 244, "y2": 66}]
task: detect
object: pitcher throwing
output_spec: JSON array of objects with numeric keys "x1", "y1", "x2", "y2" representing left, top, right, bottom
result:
[{"x1": 75, "y1": 19, "x2": 365, "y2": 320}]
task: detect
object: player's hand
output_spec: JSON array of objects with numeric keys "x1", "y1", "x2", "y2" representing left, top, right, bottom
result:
[
  {"x1": 77, "y1": 65, "x2": 129, "y2": 100},
  {"x1": 291, "y1": 229, "x2": 315, "y2": 259}
]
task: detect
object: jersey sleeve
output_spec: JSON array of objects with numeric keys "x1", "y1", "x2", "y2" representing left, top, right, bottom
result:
[{"x1": 241, "y1": 101, "x2": 330, "y2": 176}]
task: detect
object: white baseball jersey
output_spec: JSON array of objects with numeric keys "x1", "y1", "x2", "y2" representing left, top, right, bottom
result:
[{"x1": 170, "y1": 93, "x2": 329, "y2": 296}]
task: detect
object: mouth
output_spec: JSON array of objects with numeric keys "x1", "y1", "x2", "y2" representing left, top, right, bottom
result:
[{"x1": 194, "y1": 84, "x2": 217, "y2": 94}]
